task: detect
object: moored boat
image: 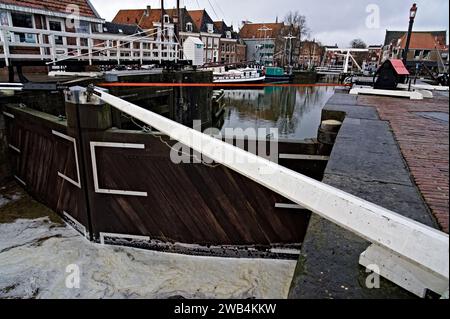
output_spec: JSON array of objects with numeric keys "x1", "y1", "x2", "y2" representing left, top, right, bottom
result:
[
  {"x1": 213, "y1": 67, "x2": 266, "y2": 84},
  {"x1": 264, "y1": 67, "x2": 294, "y2": 83}
]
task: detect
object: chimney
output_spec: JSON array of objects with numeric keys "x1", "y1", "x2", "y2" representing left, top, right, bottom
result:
[{"x1": 146, "y1": 5, "x2": 151, "y2": 17}]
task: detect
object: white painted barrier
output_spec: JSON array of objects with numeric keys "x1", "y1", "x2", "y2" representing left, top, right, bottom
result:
[
  {"x1": 73, "y1": 86, "x2": 450, "y2": 297},
  {"x1": 350, "y1": 87, "x2": 424, "y2": 100}
]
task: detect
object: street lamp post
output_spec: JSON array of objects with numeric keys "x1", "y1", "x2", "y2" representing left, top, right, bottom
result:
[{"x1": 402, "y1": 3, "x2": 418, "y2": 66}]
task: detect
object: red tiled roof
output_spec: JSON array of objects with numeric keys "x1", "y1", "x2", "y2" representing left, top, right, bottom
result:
[
  {"x1": 188, "y1": 10, "x2": 205, "y2": 31},
  {"x1": 113, "y1": 9, "x2": 166, "y2": 30},
  {"x1": 214, "y1": 21, "x2": 225, "y2": 33},
  {"x1": 0, "y1": 0, "x2": 99, "y2": 18},
  {"x1": 390, "y1": 59, "x2": 410, "y2": 75},
  {"x1": 398, "y1": 32, "x2": 447, "y2": 50},
  {"x1": 113, "y1": 9, "x2": 145, "y2": 26},
  {"x1": 239, "y1": 23, "x2": 284, "y2": 39}
]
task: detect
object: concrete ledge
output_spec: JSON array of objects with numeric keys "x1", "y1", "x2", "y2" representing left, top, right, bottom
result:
[{"x1": 289, "y1": 92, "x2": 438, "y2": 299}]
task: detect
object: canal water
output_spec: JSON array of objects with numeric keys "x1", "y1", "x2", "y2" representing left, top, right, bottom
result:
[{"x1": 220, "y1": 86, "x2": 334, "y2": 140}]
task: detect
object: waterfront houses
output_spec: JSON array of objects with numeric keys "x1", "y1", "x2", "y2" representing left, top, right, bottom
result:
[
  {"x1": 213, "y1": 20, "x2": 238, "y2": 64},
  {"x1": 362, "y1": 45, "x2": 382, "y2": 73},
  {"x1": 298, "y1": 40, "x2": 324, "y2": 69},
  {"x1": 113, "y1": 6, "x2": 197, "y2": 60},
  {"x1": 381, "y1": 30, "x2": 448, "y2": 71},
  {"x1": 0, "y1": 0, "x2": 104, "y2": 64},
  {"x1": 239, "y1": 22, "x2": 284, "y2": 66},
  {"x1": 113, "y1": 7, "x2": 224, "y2": 64},
  {"x1": 187, "y1": 10, "x2": 221, "y2": 64}
]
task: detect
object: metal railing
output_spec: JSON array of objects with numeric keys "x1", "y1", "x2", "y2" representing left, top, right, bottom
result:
[
  {"x1": 316, "y1": 66, "x2": 345, "y2": 74},
  {"x1": 0, "y1": 26, "x2": 179, "y2": 66}
]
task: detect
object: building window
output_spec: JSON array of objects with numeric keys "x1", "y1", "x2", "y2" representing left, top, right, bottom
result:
[
  {"x1": 164, "y1": 15, "x2": 170, "y2": 24},
  {"x1": 11, "y1": 12, "x2": 36, "y2": 43},
  {"x1": 48, "y1": 20, "x2": 64, "y2": 45},
  {"x1": 414, "y1": 50, "x2": 421, "y2": 60},
  {"x1": 0, "y1": 11, "x2": 9, "y2": 26},
  {"x1": 11, "y1": 12, "x2": 33, "y2": 28},
  {"x1": 76, "y1": 21, "x2": 91, "y2": 34},
  {"x1": 226, "y1": 31, "x2": 231, "y2": 39},
  {"x1": 186, "y1": 22, "x2": 193, "y2": 32},
  {"x1": 207, "y1": 23, "x2": 213, "y2": 34}
]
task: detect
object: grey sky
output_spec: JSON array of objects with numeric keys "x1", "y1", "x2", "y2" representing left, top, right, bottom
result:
[{"x1": 90, "y1": 0, "x2": 449, "y2": 47}]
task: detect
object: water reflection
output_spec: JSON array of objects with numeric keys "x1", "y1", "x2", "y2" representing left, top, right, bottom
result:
[{"x1": 220, "y1": 86, "x2": 334, "y2": 140}]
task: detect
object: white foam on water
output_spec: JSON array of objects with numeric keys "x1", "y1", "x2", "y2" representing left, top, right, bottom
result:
[{"x1": 0, "y1": 218, "x2": 297, "y2": 299}]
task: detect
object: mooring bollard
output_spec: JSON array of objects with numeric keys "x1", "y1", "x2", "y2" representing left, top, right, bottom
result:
[{"x1": 318, "y1": 119, "x2": 342, "y2": 145}]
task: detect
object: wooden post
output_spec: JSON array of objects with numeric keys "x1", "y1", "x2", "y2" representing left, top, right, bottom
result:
[
  {"x1": 1, "y1": 29, "x2": 10, "y2": 67},
  {"x1": 88, "y1": 38, "x2": 93, "y2": 66},
  {"x1": 64, "y1": 86, "x2": 112, "y2": 240}
]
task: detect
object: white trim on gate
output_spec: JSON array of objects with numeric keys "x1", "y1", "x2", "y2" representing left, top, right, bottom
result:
[
  {"x1": 275, "y1": 203, "x2": 305, "y2": 210},
  {"x1": 99, "y1": 232, "x2": 150, "y2": 245},
  {"x1": 14, "y1": 175, "x2": 26, "y2": 186},
  {"x1": 8, "y1": 144, "x2": 20, "y2": 153},
  {"x1": 52, "y1": 130, "x2": 82, "y2": 189},
  {"x1": 90, "y1": 142, "x2": 148, "y2": 197},
  {"x1": 63, "y1": 211, "x2": 88, "y2": 239},
  {"x1": 2, "y1": 111, "x2": 15, "y2": 119}
]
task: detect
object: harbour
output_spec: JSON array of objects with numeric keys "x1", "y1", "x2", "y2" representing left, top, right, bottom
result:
[{"x1": 0, "y1": 0, "x2": 449, "y2": 303}]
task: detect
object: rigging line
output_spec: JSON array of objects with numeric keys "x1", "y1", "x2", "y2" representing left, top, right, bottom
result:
[
  {"x1": 195, "y1": 0, "x2": 201, "y2": 9},
  {"x1": 211, "y1": 0, "x2": 226, "y2": 20},
  {"x1": 206, "y1": 0, "x2": 220, "y2": 21},
  {"x1": 56, "y1": 29, "x2": 151, "y2": 58},
  {"x1": 47, "y1": 28, "x2": 164, "y2": 64},
  {"x1": 121, "y1": 113, "x2": 221, "y2": 168},
  {"x1": 47, "y1": 28, "x2": 174, "y2": 65}
]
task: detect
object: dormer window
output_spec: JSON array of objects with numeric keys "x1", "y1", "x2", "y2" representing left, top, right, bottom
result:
[
  {"x1": 226, "y1": 31, "x2": 232, "y2": 39},
  {"x1": 164, "y1": 14, "x2": 170, "y2": 24},
  {"x1": 186, "y1": 22, "x2": 193, "y2": 32},
  {"x1": 207, "y1": 23, "x2": 214, "y2": 33}
]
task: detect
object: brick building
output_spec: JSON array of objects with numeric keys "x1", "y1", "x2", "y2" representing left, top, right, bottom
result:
[
  {"x1": 239, "y1": 22, "x2": 284, "y2": 66},
  {"x1": 381, "y1": 30, "x2": 448, "y2": 71}
]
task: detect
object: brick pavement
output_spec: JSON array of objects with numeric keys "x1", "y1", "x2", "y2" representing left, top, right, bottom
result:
[{"x1": 358, "y1": 94, "x2": 449, "y2": 233}]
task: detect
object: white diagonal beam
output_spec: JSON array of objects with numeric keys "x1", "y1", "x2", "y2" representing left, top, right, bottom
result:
[{"x1": 93, "y1": 87, "x2": 449, "y2": 281}]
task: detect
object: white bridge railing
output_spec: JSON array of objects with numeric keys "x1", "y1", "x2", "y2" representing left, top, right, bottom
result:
[
  {"x1": 316, "y1": 66, "x2": 345, "y2": 74},
  {"x1": 86, "y1": 86, "x2": 448, "y2": 298},
  {"x1": 0, "y1": 26, "x2": 179, "y2": 66}
]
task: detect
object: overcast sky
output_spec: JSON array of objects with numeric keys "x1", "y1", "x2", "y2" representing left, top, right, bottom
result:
[{"x1": 90, "y1": 0, "x2": 449, "y2": 47}]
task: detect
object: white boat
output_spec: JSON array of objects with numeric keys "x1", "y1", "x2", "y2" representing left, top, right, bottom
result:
[{"x1": 213, "y1": 67, "x2": 265, "y2": 84}]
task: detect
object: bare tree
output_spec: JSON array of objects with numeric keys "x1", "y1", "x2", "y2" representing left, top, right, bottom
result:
[
  {"x1": 276, "y1": 11, "x2": 310, "y2": 67},
  {"x1": 350, "y1": 38, "x2": 367, "y2": 49},
  {"x1": 285, "y1": 11, "x2": 310, "y2": 39}
]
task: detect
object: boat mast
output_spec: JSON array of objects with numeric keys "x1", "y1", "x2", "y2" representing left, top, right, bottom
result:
[
  {"x1": 161, "y1": 0, "x2": 165, "y2": 42},
  {"x1": 284, "y1": 33, "x2": 296, "y2": 69}
]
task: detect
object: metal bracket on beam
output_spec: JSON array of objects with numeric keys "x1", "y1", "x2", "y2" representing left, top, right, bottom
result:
[{"x1": 64, "y1": 85, "x2": 108, "y2": 105}]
